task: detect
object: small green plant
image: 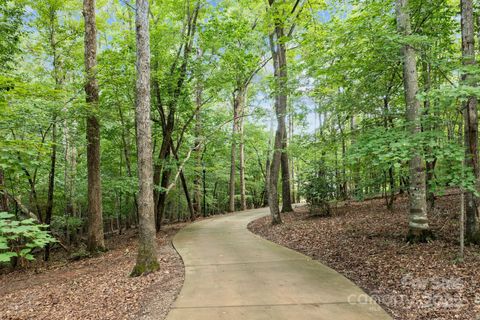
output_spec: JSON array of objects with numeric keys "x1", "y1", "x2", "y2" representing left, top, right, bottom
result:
[
  {"x1": 0, "y1": 212, "x2": 56, "y2": 262},
  {"x1": 301, "y1": 161, "x2": 336, "y2": 217}
]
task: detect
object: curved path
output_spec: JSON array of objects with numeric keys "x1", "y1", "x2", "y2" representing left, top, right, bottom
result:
[{"x1": 166, "y1": 207, "x2": 392, "y2": 320}]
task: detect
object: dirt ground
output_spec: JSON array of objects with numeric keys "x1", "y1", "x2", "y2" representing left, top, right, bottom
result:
[
  {"x1": 0, "y1": 223, "x2": 187, "y2": 320},
  {"x1": 248, "y1": 193, "x2": 480, "y2": 320}
]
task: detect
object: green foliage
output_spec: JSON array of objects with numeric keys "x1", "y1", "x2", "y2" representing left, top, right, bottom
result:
[
  {"x1": 0, "y1": 212, "x2": 56, "y2": 262},
  {"x1": 50, "y1": 215, "x2": 83, "y2": 234},
  {"x1": 300, "y1": 161, "x2": 335, "y2": 216},
  {"x1": 0, "y1": 0, "x2": 477, "y2": 261},
  {"x1": 0, "y1": 1, "x2": 23, "y2": 71}
]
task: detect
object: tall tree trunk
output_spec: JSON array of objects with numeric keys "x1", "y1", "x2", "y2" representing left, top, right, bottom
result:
[
  {"x1": 269, "y1": 125, "x2": 284, "y2": 225},
  {"x1": 281, "y1": 126, "x2": 293, "y2": 212},
  {"x1": 396, "y1": 0, "x2": 431, "y2": 242},
  {"x1": 289, "y1": 113, "x2": 296, "y2": 203},
  {"x1": 44, "y1": 5, "x2": 61, "y2": 260},
  {"x1": 351, "y1": 115, "x2": 361, "y2": 198},
  {"x1": 461, "y1": 0, "x2": 480, "y2": 243},
  {"x1": 131, "y1": 0, "x2": 159, "y2": 277},
  {"x1": 338, "y1": 119, "x2": 347, "y2": 200},
  {"x1": 267, "y1": 1, "x2": 287, "y2": 224},
  {"x1": 264, "y1": 114, "x2": 275, "y2": 208},
  {"x1": 193, "y1": 50, "x2": 202, "y2": 216},
  {"x1": 238, "y1": 86, "x2": 247, "y2": 211},
  {"x1": 228, "y1": 91, "x2": 239, "y2": 212},
  {"x1": 83, "y1": 0, "x2": 105, "y2": 253},
  {"x1": 44, "y1": 119, "x2": 57, "y2": 261}
]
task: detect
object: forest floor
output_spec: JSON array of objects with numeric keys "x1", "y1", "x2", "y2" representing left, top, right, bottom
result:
[
  {"x1": 0, "y1": 222, "x2": 187, "y2": 320},
  {"x1": 248, "y1": 192, "x2": 480, "y2": 320}
]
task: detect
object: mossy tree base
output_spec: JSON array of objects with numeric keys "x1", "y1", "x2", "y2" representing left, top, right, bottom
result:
[
  {"x1": 406, "y1": 228, "x2": 434, "y2": 244},
  {"x1": 130, "y1": 260, "x2": 160, "y2": 277}
]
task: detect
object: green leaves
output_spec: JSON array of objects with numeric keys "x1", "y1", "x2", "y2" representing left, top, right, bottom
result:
[{"x1": 0, "y1": 212, "x2": 56, "y2": 263}]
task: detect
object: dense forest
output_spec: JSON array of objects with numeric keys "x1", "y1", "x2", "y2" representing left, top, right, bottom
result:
[{"x1": 1, "y1": 0, "x2": 480, "y2": 318}]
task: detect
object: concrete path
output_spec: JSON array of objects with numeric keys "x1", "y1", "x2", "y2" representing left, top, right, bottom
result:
[{"x1": 166, "y1": 207, "x2": 392, "y2": 320}]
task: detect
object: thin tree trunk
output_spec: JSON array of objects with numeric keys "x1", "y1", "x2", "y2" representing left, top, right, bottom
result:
[
  {"x1": 83, "y1": 0, "x2": 105, "y2": 253},
  {"x1": 156, "y1": 161, "x2": 171, "y2": 230},
  {"x1": 396, "y1": 0, "x2": 431, "y2": 242},
  {"x1": 43, "y1": 3, "x2": 62, "y2": 261},
  {"x1": 281, "y1": 125, "x2": 293, "y2": 212},
  {"x1": 180, "y1": 170, "x2": 195, "y2": 220},
  {"x1": 338, "y1": 120, "x2": 347, "y2": 200},
  {"x1": 387, "y1": 166, "x2": 395, "y2": 210},
  {"x1": 22, "y1": 167, "x2": 42, "y2": 222},
  {"x1": 351, "y1": 115, "x2": 361, "y2": 198},
  {"x1": 44, "y1": 119, "x2": 57, "y2": 261},
  {"x1": 131, "y1": 0, "x2": 159, "y2": 277},
  {"x1": 238, "y1": 86, "x2": 247, "y2": 211},
  {"x1": 264, "y1": 156, "x2": 271, "y2": 207},
  {"x1": 0, "y1": 169, "x2": 8, "y2": 212},
  {"x1": 289, "y1": 114, "x2": 296, "y2": 203},
  {"x1": 228, "y1": 91, "x2": 238, "y2": 212},
  {"x1": 193, "y1": 49, "x2": 202, "y2": 216},
  {"x1": 462, "y1": 0, "x2": 480, "y2": 243}
]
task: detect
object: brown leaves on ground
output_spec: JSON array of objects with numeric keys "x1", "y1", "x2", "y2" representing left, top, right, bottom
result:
[
  {"x1": 0, "y1": 223, "x2": 187, "y2": 320},
  {"x1": 248, "y1": 193, "x2": 480, "y2": 320}
]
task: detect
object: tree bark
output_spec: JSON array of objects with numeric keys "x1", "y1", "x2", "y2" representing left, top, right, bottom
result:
[
  {"x1": 461, "y1": 0, "x2": 480, "y2": 243},
  {"x1": 44, "y1": 119, "x2": 57, "y2": 261},
  {"x1": 281, "y1": 125, "x2": 293, "y2": 212},
  {"x1": 193, "y1": 50, "x2": 202, "y2": 216},
  {"x1": 83, "y1": 0, "x2": 105, "y2": 253},
  {"x1": 337, "y1": 118, "x2": 347, "y2": 200},
  {"x1": 131, "y1": 0, "x2": 159, "y2": 277},
  {"x1": 289, "y1": 113, "x2": 296, "y2": 203},
  {"x1": 351, "y1": 115, "x2": 361, "y2": 198},
  {"x1": 0, "y1": 169, "x2": 8, "y2": 212},
  {"x1": 396, "y1": 0, "x2": 431, "y2": 242},
  {"x1": 267, "y1": 1, "x2": 287, "y2": 224},
  {"x1": 238, "y1": 86, "x2": 247, "y2": 211},
  {"x1": 228, "y1": 91, "x2": 239, "y2": 212},
  {"x1": 44, "y1": 4, "x2": 62, "y2": 260}
]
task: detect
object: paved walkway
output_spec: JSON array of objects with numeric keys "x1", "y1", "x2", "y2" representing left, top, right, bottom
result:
[{"x1": 166, "y1": 207, "x2": 392, "y2": 320}]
